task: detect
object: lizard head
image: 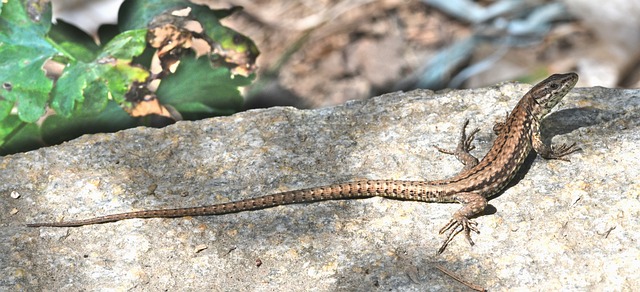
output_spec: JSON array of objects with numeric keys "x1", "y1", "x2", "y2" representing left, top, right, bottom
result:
[{"x1": 530, "y1": 72, "x2": 578, "y2": 118}]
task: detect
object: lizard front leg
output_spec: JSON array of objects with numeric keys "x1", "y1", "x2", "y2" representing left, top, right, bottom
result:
[
  {"x1": 434, "y1": 119, "x2": 481, "y2": 172},
  {"x1": 530, "y1": 119, "x2": 581, "y2": 161},
  {"x1": 492, "y1": 112, "x2": 509, "y2": 135}
]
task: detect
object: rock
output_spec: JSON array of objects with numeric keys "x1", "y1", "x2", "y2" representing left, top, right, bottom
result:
[{"x1": 1, "y1": 83, "x2": 639, "y2": 290}]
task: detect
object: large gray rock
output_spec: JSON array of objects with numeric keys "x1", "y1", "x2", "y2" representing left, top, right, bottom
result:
[{"x1": 2, "y1": 83, "x2": 639, "y2": 291}]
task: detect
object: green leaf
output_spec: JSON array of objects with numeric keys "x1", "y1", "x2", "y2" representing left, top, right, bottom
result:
[
  {"x1": 1, "y1": 0, "x2": 258, "y2": 155},
  {"x1": 0, "y1": 116, "x2": 43, "y2": 155},
  {"x1": 118, "y1": 0, "x2": 240, "y2": 31},
  {"x1": 99, "y1": 29, "x2": 147, "y2": 60},
  {"x1": 188, "y1": 6, "x2": 259, "y2": 77},
  {"x1": 189, "y1": 5, "x2": 240, "y2": 44},
  {"x1": 156, "y1": 54, "x2": 250, "y2": 119},
  {"x1": 97, "y1": 24, "x2": 121, "y2": 46},
  {"x1": 52, "y1": 59, "x2": 149, "y2": 117},
  {"x1": 51, "y1": 63, "x2": 87, "y2": 116},
  {"x1": 0, "y1": 0, "x2": 56, "y2": 123},
  {"x1": 102, "y1": 61, "x2": 149, "y2": 103},
  {"x1": 48, "y1": 19, "x2": 99, "y2": 62},
  {"x1": 51, "y1": 29, "x2": 148, "y2": 117},
  {"x1": 0, "y1": 98, "x2": 12, "y2": 121},
  {"x1": 118, "y1": 0, "x2": 188, "y2": 31},
  {"x1": 0, "y1": 116, "x2": 25, "y2": 148}
]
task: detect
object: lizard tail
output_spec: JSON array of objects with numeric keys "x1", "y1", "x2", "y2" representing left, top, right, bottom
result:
[{"x1": 27, "y1": 180, "x2": 440, "y2": 227}]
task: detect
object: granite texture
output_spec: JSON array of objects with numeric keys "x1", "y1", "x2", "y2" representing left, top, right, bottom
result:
[{"x1": 1, "y1": 83, "x2": 639, "y2": 291}]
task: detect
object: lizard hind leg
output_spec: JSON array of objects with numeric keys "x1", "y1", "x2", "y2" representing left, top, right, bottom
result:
[{"x1": 436, "y1": 192, "x2": 487, "y2": 255}]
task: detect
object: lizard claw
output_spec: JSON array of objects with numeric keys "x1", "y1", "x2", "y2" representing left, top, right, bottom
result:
[
  {"x1": 457, "y1": 119, "x2": 480, "y2": 154},
  {"x1": 434, "y1": 120, "x2": 479, "y2": 155},
  {"x1": 434, "y1": 120, "x2": 481, "y2": 170},
  {"x1": 437, "y1": 216, "x2": 479, "y2": 255},
  {"x1": 548, "y1": 142, "x2": 581, "y2": 161}
]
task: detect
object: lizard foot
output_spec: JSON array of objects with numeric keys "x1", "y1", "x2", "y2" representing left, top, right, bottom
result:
[
  {"x1": 434, "y1": 119, "x2": 480, "y2": 155},
  {"x1": 437, "y1": 215, "x2": 479, "y2": 255},
  {"x1": 433, "y1": 120, "x2": 480, "y2": 170},
  {"x1": 548, "y1": 142, "x2": 581, "y2": 161}
]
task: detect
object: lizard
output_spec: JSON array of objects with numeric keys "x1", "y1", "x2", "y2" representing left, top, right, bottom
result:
[{"x1": 27, "y1": 72, "x2": 581, "y2": 255}]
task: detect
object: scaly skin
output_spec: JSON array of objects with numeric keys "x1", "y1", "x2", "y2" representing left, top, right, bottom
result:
[{"x1": 28, "y1": 73, "x2": 580, "y2": 255}]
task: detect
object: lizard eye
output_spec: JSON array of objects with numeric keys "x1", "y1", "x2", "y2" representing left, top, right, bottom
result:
[{"x1": 549, "y1": 82, "x2": 560, "y2": 90}]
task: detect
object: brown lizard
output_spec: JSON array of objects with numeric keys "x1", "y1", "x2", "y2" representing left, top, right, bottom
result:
[{"x1": 28, "y1": 73, "x2": 580, "y2": 255}]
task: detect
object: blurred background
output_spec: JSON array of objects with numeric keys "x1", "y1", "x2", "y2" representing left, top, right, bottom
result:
[{"x1": 52, "y1": 0, "x2": 640, "y2": 109}]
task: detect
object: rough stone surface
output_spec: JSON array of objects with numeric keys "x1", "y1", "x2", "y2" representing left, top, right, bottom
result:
[{"x1": 1, "y1": 83, "x2": 639, "y2": 291}]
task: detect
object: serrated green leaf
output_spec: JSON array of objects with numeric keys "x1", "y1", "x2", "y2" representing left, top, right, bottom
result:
[
  {"x1": 156, "y1": 54, "x2": 250, "y2": 119},
  {"x1": 102, "y1": 62, "x2": 149, "y2": 103},
  {"x1": 52, "y1": 60, "x2": 149, "y2": 117},
  {"x1": 2, "y1": 0, "x2": 258, "y2": 155},
  {"x1": 51, "y1": 27, "x2": 148, "y2": 118},
  {"x1": 51, "y1": 63, "x2": 87, "y2": 116},
  {"x1": 0, "y1": 45, "x2": 52, "y2": 122},
  {"x1": 0, "y1": 0, "x2": 52, "y2": 41},
  {"x1": 82, "y1": 80, "x2": 109, "y2": 113},
  {"x1": 118, "y1": 0, "x2": 258, "y2": 76},
  {"x1": 0, "y1": 0, "x2": 56, "y2": 123},
  {"x1": 99, "y1": 29, "x2": 147, "y2": 60}
]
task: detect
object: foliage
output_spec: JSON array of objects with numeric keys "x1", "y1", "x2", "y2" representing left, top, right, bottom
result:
[{"x1": 0, "y1": 0, "x2": 259, "y2": 155}]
